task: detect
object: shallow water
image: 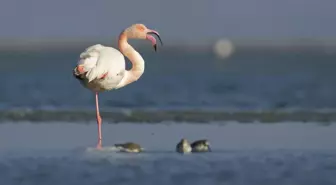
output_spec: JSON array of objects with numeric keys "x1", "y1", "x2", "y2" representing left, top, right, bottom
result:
[
  {"x1": 1, "y1": 48, "x2": 336, "y2": 111},
  {"x1": 0, "y1": 122, "x2": 336, "y2": 185},
  {"x1": 1, "y1": 44, "x2": 336, "y2": 184},
  {"x1": 0, "y1": 122, "x2": 336, "y2": 150}
]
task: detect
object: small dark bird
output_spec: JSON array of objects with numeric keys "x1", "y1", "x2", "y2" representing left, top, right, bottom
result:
[
  {"x1": 176, "y1": 138, "x2": 192, "y2": 154},
  {"x1": 191, "y1": 139, "x2": 211, "y2": 153},
  {"x1": 114, "y1": 142, "x2": 143, "y2": 153}
]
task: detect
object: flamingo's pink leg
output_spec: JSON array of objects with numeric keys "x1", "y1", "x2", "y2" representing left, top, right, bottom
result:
[{"x1": 95, "y1": 92, "x2": 102, "y2": 149}]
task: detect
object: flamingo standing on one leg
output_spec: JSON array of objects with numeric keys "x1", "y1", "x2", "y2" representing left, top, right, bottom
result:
[{"x1": 73, "y1": 23, "x2": 163, "y2": 149}]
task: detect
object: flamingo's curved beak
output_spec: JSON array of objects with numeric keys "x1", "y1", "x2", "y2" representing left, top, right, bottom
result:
[{"x1": 146, "y1": 30, "x2": 163, "y2": 52}]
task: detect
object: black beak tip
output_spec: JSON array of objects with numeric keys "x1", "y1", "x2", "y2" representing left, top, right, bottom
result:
[
  {"x1": 154, "y1": 44, "x2": 157, "y2": 52},
  {"x1": 158, "y1": 38, "x2": 163, "y2": 46},
  {"x1": 148, "y1": 31, "x2": 163, "y2": 49}
]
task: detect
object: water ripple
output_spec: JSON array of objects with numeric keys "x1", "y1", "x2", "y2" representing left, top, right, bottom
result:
[{"x1": 0, "y1": 150, "x2": 336, "y2": 185}]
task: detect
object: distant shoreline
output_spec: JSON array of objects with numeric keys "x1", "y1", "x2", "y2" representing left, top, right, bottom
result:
[
  {"x1": 1, "y1": 38, "x2": 336, "y2": 52},
  {"x1": 1, "y1": 109, "x2": 336, "y2": 123}
]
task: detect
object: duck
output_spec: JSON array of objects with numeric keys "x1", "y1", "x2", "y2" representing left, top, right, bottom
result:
[
  {"x1": 191, "y1": 139, "x2": 211, "y2": 153},
  {"x1": 176, "y1": 138, "x2": 192, "y2": 154},
  {"x1": 114, "y1": 142, "x2": 144, "y2": 153}
]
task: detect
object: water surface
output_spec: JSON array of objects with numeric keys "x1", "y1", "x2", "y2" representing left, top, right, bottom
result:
[{"x1": 0, "y1": 122, "x2": 335, "y2": 185}]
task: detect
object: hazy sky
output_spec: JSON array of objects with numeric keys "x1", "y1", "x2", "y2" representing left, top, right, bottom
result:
[{"x1": 1, "y1": 0, "x2": 335, "y2": 43}]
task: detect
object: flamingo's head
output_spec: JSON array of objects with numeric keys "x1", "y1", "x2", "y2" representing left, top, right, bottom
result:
[{"x1": 125, "y1": 23, "x2": 163, "y2": 51}]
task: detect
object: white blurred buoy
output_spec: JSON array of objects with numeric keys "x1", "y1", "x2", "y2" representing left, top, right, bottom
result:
[{"x1": 213, "y1": 39, "x2": 235, "y2": 59}]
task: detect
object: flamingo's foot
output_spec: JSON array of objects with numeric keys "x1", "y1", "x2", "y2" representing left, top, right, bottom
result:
[{"x1": 96, "y1": 139, "x2": 102, "y2": 149}]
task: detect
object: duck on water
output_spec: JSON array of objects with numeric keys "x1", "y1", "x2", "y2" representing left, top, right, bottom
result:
[
  {"x1": 176, "y1": 138, "x2": 192, "y2": 154},
  {"x1": 114, "y1": 142, "x2": 144, "y2": 153},
  {"x1": 191, "y1": 139, "x2": 212, "y2": 153}
]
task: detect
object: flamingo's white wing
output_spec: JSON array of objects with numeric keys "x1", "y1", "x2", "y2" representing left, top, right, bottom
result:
[
  {"x1": 77, "y1": 44, "x2": 104, "y2": 71},
  {"x1": 78, "y1": 44, "x2": 125, "y2": 83}
]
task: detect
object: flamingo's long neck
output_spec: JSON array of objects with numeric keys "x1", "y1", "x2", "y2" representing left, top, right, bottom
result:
[{"x1": 116, "y1": 32, "x2": 145, "y2": 89}]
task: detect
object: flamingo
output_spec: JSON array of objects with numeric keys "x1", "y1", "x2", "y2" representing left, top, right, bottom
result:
[{"x1": 73, "y1": 23, "x2": 163, "y2": 149}]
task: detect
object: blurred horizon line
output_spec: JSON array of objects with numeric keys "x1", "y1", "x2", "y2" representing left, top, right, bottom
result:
[{"x1": 2, "y1": 37, "x2": 336, "y2": 51}]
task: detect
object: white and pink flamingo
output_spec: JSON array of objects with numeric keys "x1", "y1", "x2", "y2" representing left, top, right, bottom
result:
[{"x1": 73, "y1": 24, "x2": 163, "y2": 149}]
